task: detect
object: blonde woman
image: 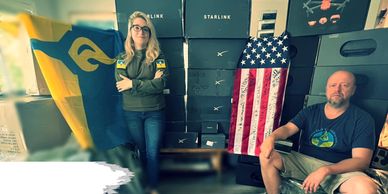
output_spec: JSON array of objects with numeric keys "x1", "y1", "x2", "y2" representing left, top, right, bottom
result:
[{"x1": 115, "y1": 11, "x2": 168, "y2": 194}]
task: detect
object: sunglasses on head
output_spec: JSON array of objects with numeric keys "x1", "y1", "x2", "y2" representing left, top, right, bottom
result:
[{"x1": 131, "y1": 25, "x2": 151, "y2": 33}]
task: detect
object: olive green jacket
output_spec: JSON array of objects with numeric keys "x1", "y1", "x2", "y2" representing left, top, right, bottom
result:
[{"x1": 115, "y1": 50, "x2": 169, "y2": 111}]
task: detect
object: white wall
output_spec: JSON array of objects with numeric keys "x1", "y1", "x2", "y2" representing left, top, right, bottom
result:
[
  {"x1": 53, "y1": 0, "x2": 116, "y2": 23},
  {"x1": 0, "y1": 0, "x2": 36, "y2": 14},
  {"x1": 0, "y1": 0, "x2": 61, "y2": 18},
  {"x1": 34, "y1": 0, "x2": 58, "y2": 19},
  {"x1": 0, "y1": 0, "x2": 116, "y2": 23}
]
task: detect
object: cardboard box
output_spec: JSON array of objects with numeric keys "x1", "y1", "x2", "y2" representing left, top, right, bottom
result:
[
  {"x1": 287, "y1": 0, "x2": 370, "y2": 36},
  {"x1": 310, "y1": 65, "x2": 388, "y2": 100},
  {"x1": 285, "y1": 67, "x2": 314, "y2": 95},
  {"x1": 185, "y1": 0, "x2": 250, "y2": 38},
  {"x1": 188, "y1": 39, "x2": 246, "y2": 69},
  {"x1": 159, "y1": 38, "x2": 184, "y2": 69},
  {"x1": 280, "y1": 94, "x2": 306, "y2": 125},
  {"x1": 314, "y1": 28, "x2": 388, "y2": 100},
  {"x1": 187, "y1": 96, "x2": 232, "y2": 121},
  {"x1": 274, "y1": 140, "x2": 293, "y2": 154},
  {"x1": 371, "y1": 147, "x2": 388, "y2": 170},
  {"x1": 165, "y1": 121, "x2": 186, "y2": 132},
  {"x1": 200, "y1": 133, "x2": 225, "y2": 148},
  {"x1": 187, "y1": 120, "x2": 230, "y2": 136},
  {"x1": 187, "y1": 69, "x2": 235, "y2": 96},
  {"x1": 115, "y1": 0, "x2": 183, "y2": 38},
  {"x1": 201, "y1": 121, "x2": 219, "y2": 134},
  {"x1": 236, "y1": 161, "x2": 265, "y2": 187},
  {"x1": 238, "y1": 155, "x2": 260, "y2": 164},
  {"x1": 317, "y1": 28, "x2": 388, "y2": 67},
  {"x1": 250, "y1": 0, "x2": 289, "y2": 37},
  {"x1": 289, "y1": 36, "x2": 319, "y2": 67},
  {"x1": 280, "y1": 95, "x2": 305, "y2": 150},
  {"x1": 0, "y1": 97, "x2": 71, "y2": 159},
  {"x1": 163, "y1": 132, "x2": 198, "y2": 148},
  {"x1": 166, "y1": 68, "x2": 185, "y2": 95},
  {"x1": 165, "y1": 95, "x2": 185, "y2": 122}
]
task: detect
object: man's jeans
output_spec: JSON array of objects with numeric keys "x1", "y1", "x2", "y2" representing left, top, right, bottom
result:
[{"x1": 124, "y1": 109, "x2": 165, "y2": 189}]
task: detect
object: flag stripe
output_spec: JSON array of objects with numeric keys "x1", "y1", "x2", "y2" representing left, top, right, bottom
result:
[
  {"x1": 241, "y1": 69, "x2": 257, "y2": 154},
  {"x1": 247, "y1": 69, "x2": 264, "y2": 155},
  {"x1": 228, "y1": 69, "x2": 242, "y2": 153},
  {"x1": 263, "y1": 69, "x2": 282, "y2": 142},
  {"x1": 233, "y1": 69, "x2": 250, "y2": 153},
  {"x1": 254, "y1": 68, "x2": 272, "y2": 155}
]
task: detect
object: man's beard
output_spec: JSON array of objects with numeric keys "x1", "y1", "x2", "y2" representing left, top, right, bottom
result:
[{"x1": 327, "y1": 96, "x2": 345, "y2": 108}]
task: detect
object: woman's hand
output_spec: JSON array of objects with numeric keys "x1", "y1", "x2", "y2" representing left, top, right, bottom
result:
[
  {"x1": 116, "y1": 74, "x2": 133, "y2": 92},
  {"x1": 154, "y1": 70, "x2": 164, "y2": 79}
]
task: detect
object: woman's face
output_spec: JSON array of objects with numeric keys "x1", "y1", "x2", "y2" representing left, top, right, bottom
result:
[{"x1": 130, "y1": 17, "x2": 150, "y2": 49}]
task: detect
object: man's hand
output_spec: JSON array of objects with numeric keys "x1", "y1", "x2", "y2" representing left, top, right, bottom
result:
[
  {"x1": 116, "y1": 74, "x2": 133, "y2": 92},
  {"x1": 302, "y1": 166, "x2": 330, "y2": 193},
  {"x1": 154, "y1": 70, "x2": 163, "y2": 79},
  {"x1": 260, "y1": 136, "x2": 276, "y2": 159}
]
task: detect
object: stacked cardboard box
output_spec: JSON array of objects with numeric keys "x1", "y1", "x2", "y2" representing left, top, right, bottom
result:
[
  {"x1": 0, "y1": 97, "x2": 71, "y2": 160},
  {"x1": 185, "y1": 0, "x2": 251, "y2": 147}
]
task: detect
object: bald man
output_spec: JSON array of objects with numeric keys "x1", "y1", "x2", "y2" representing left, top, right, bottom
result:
[{"x1": 259, "y1": 70, "x2": 382, "y2": 194}]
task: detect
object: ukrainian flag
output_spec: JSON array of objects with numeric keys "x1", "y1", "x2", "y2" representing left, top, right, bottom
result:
[{"x1": 19, "y1": 13, "x2": 130, "y2": 149}]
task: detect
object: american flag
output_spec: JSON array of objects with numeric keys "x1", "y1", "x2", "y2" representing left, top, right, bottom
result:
[{"x1": 228, "y1": 34, "x2": 290, "y2": 156}]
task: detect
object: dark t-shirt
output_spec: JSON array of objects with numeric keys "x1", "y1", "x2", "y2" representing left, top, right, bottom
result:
[{"x1": 290, "y1": 103, "x2": 375, "y2": 163}]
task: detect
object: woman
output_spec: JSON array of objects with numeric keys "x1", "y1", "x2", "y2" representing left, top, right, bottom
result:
[{"x1": 115, "y1": 11, "x2": 168, "y2": 194}]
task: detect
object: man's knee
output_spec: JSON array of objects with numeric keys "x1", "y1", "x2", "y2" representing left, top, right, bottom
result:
[
  {"x1": 259, "y1": 151, "x2": 283, "y2": 170},
  {"x1": 340, "y1": 175, "x2": 378, "y2": 194}
]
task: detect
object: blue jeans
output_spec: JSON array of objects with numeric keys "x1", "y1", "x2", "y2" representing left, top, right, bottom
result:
[{"x1": 124, "y1": 109, "x2": 165, "y2": 189}]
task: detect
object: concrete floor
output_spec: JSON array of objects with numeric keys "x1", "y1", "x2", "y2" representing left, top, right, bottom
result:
[{"x1": 158, "y1": 168, "x2": 266, "y2": 194}]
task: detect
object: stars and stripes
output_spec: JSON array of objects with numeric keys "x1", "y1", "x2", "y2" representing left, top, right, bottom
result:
[{"x1": 228, "y1": 34, "x2": 290, "y2": 156}]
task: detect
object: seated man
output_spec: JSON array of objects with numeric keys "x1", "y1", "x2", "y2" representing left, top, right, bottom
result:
[{"x1": 260, "y1": 70, "x2": 383, "y2": 194}]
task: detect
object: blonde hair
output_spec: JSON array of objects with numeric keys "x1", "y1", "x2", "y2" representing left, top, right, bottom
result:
[{"x1": 124, "y1": 11, "x2": 160, "y2": 65}]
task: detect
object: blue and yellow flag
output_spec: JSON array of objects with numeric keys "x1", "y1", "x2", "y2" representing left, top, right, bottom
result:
[{"x1": 19, "y1": 13, "x2": 130, "y2": 149}]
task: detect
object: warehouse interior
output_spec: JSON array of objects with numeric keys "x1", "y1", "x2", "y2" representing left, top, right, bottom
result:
[{"x1": 1, "y1": 0, "x2": 388, "y2": 194}]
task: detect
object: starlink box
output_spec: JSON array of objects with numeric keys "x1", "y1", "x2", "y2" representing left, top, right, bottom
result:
[
  {"x1": 187, "y1": 69, "x2": 234, "y2": 96},
  {"x1": 200, "y1": 133, "x2": 226, "y2": 149},
  {"x1": 187, "y1": 120, "x2": 230, "y2": 136},
  {"x1": 187, "y1": 96, "x2": 232, "y2": 121},
  {"x1": 163, "y1": 132, "x2": 198, "y2": 148},
  {"x1": 201, "y1": 121, "x2": 219, "y2": 134},
  {"x1": 287, "y1": 0, "x2": 371, "y2": 36},
  {"x1": 185, "y1": 0, "x2": 250, "y2": 38},
  {"x1": 165, "y1": 95, "x2": 185, "y2": 122},
  {"x1": 187, "y1": 39, "x2": 246, "y2": 69},
  {"x1": 166, "y1": 68, "x2": 185, "y2": 95},
  {"x1": 159, "y1": 38, "x2": 184, "y2": 69},
  {"x1": 115, "y1": 0, "x2": 183, "y2": 38}
]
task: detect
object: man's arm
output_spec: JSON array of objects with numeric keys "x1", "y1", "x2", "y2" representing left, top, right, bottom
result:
[
  {"x1": 260, "y1": 122, "x2": 300, "y2": 158},
  {"x1": 302, "y1": 148, "x2": 373, "y2": 193},
  {"x1": 324, "y1": 148, "x2": 373, "y2": 174}
]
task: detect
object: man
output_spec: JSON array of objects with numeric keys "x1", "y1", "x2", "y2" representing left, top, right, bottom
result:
[{"x1": 260, "y1": 70, "x2": 381, "y2": 194}]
